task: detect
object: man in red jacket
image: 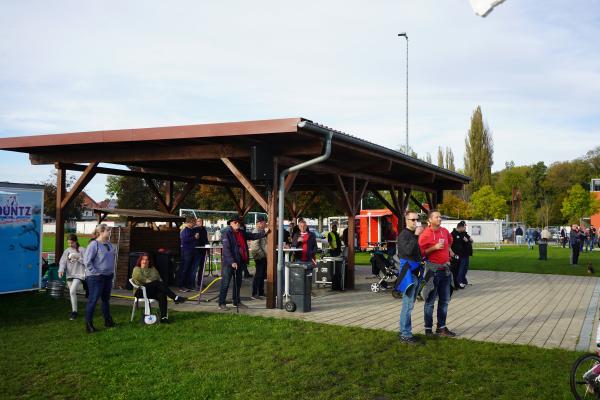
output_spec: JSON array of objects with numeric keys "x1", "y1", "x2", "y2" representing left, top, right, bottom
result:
[{"x1": 418, "y1": 210, "x2": 456, "y2": 337}]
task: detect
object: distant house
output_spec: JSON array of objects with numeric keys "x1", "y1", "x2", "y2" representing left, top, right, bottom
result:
[{"x1": 80, "y1": 192, "x2": 100, "y2": 221}]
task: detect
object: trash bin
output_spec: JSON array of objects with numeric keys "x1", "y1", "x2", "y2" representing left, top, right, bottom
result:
[
  {"x1": 322, "y1": 256, "x2": 345, "y2": 291},
  {"x1": 287, "y1": 262, "x2": 313, "y2": 312},
  {"x1": 155, "y1": 251, "x2": 176, "y2": 285},
  {"x1": 538, "y1": 241, "x2": 548, "y2": 260}
]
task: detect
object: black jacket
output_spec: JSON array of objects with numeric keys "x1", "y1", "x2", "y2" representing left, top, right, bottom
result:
[
  {"x1": 451, "y1": 229, "x2": 473, "y2": 257},
  {"x1": 194, "y1": 226, "x2": 209, "y2": 248},
  {"x1": 397, "y1": 228, "x2": 421, "y2": 262}
]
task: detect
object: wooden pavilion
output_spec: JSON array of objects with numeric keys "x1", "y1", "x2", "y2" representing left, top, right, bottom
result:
[{"x1": 0, "y1": 117, "x2": 469, "y2": 308}]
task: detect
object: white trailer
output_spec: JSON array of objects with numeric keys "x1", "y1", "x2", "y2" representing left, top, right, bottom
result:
[{"x1": 441, "y1": 219, "x2": 502, "y2": 250}]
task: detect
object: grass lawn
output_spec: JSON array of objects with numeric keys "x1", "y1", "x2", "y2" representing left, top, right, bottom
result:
[
  {"x1": 469, "y1": 245, "x2": 600, "y2": 277},
  {"x1": 0, "y1": 292, "x2": 583, "y2": 399},
  {"x1": 42, "y1": 234, "x2": 93, "y2": 253},
  {"x1": 355, "y1": 246, "x2": 600, "y2": 277}
]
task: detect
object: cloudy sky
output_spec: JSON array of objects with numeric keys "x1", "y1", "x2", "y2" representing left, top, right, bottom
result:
[{"x1": 1, "y1": 0, "x2": 599, "y2": 201}]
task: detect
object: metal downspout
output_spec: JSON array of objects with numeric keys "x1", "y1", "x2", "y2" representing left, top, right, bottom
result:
[{"x1": 276, "y1": 121, "x2": 333, "y2": 309}]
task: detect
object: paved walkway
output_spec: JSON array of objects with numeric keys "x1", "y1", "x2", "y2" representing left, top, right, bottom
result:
[{"x1": 119, "y1": 268, "x2": 600, "y2": 351}]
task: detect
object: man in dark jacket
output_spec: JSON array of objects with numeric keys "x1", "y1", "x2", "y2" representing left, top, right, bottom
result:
[
  {"x1": 218, "y1": 217, "x2": 269, "y2": 311},
  {"x1": 570, "y1": 225, "x2": 581, "y2": 265},
  {"x1": 193, "y1": 218, "x2": 209, "y2": 288},
  {"x1": 397, "y1": 211, "x2": 423, "y2": 344},
  {"x1": 179, "y1": 217, "x2": 197, "y2": 292},
  {"x1": 451, "y1": 221, "x2": 473, "y2": 288},
  {"x1": 292, "y1": 218, "x2": 317, "y2": 262}
]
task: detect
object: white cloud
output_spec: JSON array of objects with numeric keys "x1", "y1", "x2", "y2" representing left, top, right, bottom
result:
[{"x1": 0, "y1": 0, "x2": 599, "y2": 197}]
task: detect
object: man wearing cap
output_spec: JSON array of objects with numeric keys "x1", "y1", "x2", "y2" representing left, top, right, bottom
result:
[
  {"x1": 249, "y1": 217, "x2": 268, "y2": 300},
  {"x1": 218, "y1": 217, "x2": 269, "y2": 310},
  {"x1": 418, "y1": 210, "x2": 457, "y2": 337},
  {"x1": 451, "y1": 221, "x2": 473, "y2": 289}
]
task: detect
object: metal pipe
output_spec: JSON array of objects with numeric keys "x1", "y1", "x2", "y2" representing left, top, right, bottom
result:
[{"x1": 276, "y1": 121, "x2": 333, "y2": 308}]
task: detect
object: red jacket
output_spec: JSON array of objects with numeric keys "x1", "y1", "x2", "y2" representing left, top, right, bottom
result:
[{"x1": 418, "y1": 226, "x2": 453, "y2": 265}]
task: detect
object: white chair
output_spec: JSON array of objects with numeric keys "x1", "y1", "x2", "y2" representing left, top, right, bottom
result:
[{"x1": 129, "y1": 279, "x2": 166, "y2": 322}]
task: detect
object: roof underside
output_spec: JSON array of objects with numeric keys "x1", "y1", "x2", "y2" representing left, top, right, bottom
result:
[
  {"x1": 0, "y1": 117, "x2": 469, "y2": 193},
  {"x1": 94, "y1": 208, "x2": 185, "y2": 222}
]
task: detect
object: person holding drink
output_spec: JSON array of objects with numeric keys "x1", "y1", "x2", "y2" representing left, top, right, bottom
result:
[{"x1": 418, "y1": 210, "x2": 457, "y2": 337}]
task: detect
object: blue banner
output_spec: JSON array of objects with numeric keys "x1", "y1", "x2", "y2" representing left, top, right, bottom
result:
[{"x1": 0, "y1": 186, "x2": 43, "y2": 294}]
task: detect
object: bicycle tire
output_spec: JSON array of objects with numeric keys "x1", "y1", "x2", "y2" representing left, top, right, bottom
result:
[{"x1": 570, "y1": 353, "x2": 600, "y2": 400}]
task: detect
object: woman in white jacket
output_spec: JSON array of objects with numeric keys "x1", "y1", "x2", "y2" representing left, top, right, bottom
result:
[{"x1": 58, "y1": 234, "x2": 86, "y2": 320}]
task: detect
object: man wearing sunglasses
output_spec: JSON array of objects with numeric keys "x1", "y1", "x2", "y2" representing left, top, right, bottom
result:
[{"x1": 397, "y1": 212, "x2": 424, "y2": 344}]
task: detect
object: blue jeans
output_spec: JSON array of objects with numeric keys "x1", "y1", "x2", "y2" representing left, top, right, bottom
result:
[
  {"x1": 526, "y1": 238, "x2": 534, "y2": 249},
  {"x1": 85, "y1": 274, "x2": 113, "y2": 324},
  {"x1": 424, "y1": 269, "x2": 451, "y2": 330},
  {"x1": 399, "y1": 278, "x2": 419, "y2": 338},
  {"x1": 218, "y1": 264, "x2": 244, "y2": 305},
  {"x1": 178, "y1": 249, "x2": 195, "y2": 289},
  {"x1": 457, "y1": 256, "x2": 469, "y2": 285}
]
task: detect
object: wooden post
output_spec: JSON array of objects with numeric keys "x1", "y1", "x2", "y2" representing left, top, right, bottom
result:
[
  {"x1": 55, "y1": 166, "x2": 66, "y2": 261},
  {"x1": 266, "y1": 159, "x2": 278, "y2": 309},
  {"x1": 346, "y1": 214, "x2": 356, "y2": 289}
]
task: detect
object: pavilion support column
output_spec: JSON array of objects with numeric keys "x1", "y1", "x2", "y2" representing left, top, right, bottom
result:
[
  {"x1": 335, "y1": 176, "x2": 368, "y2": 290},
  {"x1": 55, "y1": 166, "x2": 66, "y2": 261},
  {"x1": 266, "y1": 159, "x2": 278, "y2": 309}
]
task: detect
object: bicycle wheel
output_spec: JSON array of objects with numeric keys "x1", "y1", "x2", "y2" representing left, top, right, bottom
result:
[{"x1": 570, "y1": 353, "x2": 600, "y2": 400}]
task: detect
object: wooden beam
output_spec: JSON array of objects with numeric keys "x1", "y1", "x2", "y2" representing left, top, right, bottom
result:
[
  {"x1": 371, "y1": 190, "x2": 398, "y2": 215},
  {"x1": 242, "y1": 197, "x2": 256, "y2": 216},
  {"x1": 410, "y1": 195, "x2": 430, "y2": 214},
  {"x1": 170, "y1": 182, "x2": 196, "y2": 212},
  {"x1": 335, "y1": 175, "x2": 352, "y2": 214},
  {"x1": 55, "y1": 166, "x2": 66, "y2": 261},
  {"x1": 284, "y1": 171, "x2": 298, "y2": 193},
  {"x1": 278, "y1": 156, "x2": 441, "y2": 193},
  {"x1": 297, "y1": 192, "x2": 319, "y2": 217},
  {"x1": 390, "y1": 186, "x2": 401, "y2": 214},
  {"x1": 30, "y1": 141, "x2": 325, "y2": 165},
  {"x1": 224, "y1": 186, "x2": 244, "y2": 216},
  {"x1": 60, "y1": 162, "x2": 98, "y2": 210},
  {"x1": 144, "y1": 178, "x2": 170, "y2": 213},
  {"x1": 355, "y1": 180, "x2": 369, "y2": 214},
  {"x1": 403, "y1": 188, "x2": 412, "y2": 211},
  {"x1": 266, "y1": 158, "x2": 278, "y2": 309},
  {"x1": 165, "y1": 180, "x2": 174, "y2": 209},
  {"x1": 221, "y1": 157, "x2": 268, "y2": 211}
]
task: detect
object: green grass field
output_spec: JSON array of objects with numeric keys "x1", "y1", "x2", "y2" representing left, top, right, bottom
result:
[
  {"x1": 42, "y1": 234, "x2": 92, "y2": 253},
  {"x1": 355, "y1": 245, "x2": 600, "y2": 277},
  {"x1": 0, "y1": 292, "x2": 583, "y2": 399}
]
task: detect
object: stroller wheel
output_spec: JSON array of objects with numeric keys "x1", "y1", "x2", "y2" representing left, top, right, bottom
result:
[
  {"x1": 285, "y1": 301, "x2": 297, "y2": 312},
  {"x1": 392, "y1": 290, "x2": 403, "y2": 299},
  {"x1": 371, "y1": 282, "x2": 381, "y2": 292}
]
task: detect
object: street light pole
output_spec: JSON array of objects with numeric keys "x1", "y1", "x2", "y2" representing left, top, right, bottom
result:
[{"x1": 398, "y1": 32, "x2": 408, "y2": 155}]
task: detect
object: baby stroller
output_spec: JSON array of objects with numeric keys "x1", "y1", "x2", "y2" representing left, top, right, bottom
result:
[{"x1": 370, "y1": 251, "x2": 399, "y2": 293}]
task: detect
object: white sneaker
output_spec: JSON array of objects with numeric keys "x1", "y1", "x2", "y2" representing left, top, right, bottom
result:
[{"x1": 459, "y1": 283, "x2": 466, "y2": 288}]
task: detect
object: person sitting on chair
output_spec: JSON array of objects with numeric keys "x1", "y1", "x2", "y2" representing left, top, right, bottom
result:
[{"x1": 131, "y1": 253, "x2": 187, "y2": 323}]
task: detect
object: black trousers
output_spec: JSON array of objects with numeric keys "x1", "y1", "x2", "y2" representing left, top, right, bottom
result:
[
  {"x1": 135, "y1": 281, "x2": 177, "y2": 318},
  {"x1": 571, "y1": 247, "x2": 580, "y2": 265},
  {"x1": 252, "y1": 258, "x2": 267, "y2": 296}
]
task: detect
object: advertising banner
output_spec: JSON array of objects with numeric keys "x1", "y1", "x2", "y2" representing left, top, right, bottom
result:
[{"x1": 0, "y1": 184, "x2": 44, "y2": 294}]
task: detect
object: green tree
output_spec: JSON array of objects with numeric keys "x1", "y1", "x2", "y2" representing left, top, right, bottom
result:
[
  {"x1": 425, "y1": 152, "x2": 432, "y2": 164},
  {"x1": 398, "y1": 144, "x2": 418, "y2": 158},
  {"x1": 561, "y1": 184, "x2": 600, "y2": 224},
  {"x1": 42, "y1": 173, "x2": 85, "y2": 219},
  {"x1": 437, "y1": 147, "x2": 444, "y2": 168},
  {"x1": 106, "y1": 176, "x2": 156, "y2": 209},
  {"x1": 468, "y1": 185, "x2": 508, "y2": 220},
  {"x1": 438, "y1": 193, "x2": 470, "y2": 219},
  {"x1": 464, "y1": 106, "x2": 494, "y2": 196},
  {"x1": 445, "y1": 147, "x2": 455, "y2": 171}
]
